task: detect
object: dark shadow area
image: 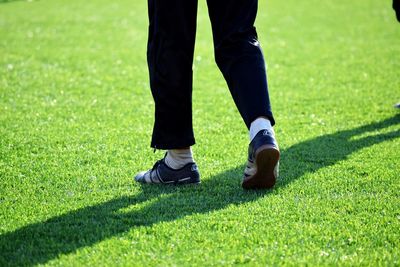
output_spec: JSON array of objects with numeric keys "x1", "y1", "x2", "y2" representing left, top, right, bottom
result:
[
  {"x1": 279, "y1": 114, "x2": 400, "y2": 187},
  {"x1": 0, "y1": 114, "x2": 399, "y2": 266}
]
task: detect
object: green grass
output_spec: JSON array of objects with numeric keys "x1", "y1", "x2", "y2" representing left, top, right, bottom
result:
[{"x1": 0, "y1": 0, "x2": 399, "y2": 265}]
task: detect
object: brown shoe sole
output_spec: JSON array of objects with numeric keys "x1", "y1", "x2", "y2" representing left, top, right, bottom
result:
[{"x1": 242, "y1": 145, "x2": 280, "y2": 189}]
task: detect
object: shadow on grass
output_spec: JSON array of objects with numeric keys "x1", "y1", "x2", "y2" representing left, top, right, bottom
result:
[{"x1": 0, "y1": 114, "x2": 399, "y2": 266}]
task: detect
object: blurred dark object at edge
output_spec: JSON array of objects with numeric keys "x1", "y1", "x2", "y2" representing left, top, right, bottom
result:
[{"x1": 394, "y1": 0, "x2": 400, "y2": 22}]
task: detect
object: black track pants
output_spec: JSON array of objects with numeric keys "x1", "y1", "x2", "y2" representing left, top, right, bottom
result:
[{"x1": 147, "y1": 0, "x2": 275, "y2": 149}]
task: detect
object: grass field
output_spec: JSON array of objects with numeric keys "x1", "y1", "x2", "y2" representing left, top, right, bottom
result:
[{"x1": 1, "y1": 0, "x2": 399, "y2": 265}]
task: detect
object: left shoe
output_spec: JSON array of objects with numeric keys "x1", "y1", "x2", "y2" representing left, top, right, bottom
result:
[
  {"x1": 134, "y1": 156, "x2": 200, "y2": 185},
  {"x1": 242, "y1": 129, "x2": 280, "y2": 189}
]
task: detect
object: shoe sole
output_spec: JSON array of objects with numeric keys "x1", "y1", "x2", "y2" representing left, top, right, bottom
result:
[{"x1": 242, "y1": 145, "x2": 280, "y2": 189}]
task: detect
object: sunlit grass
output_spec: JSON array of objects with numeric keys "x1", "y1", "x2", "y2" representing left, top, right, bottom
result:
[{"x1": 0, "y1": 0, "x2": 399, "y2": 265}]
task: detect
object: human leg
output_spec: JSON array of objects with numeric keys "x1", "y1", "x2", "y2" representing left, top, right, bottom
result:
[
  {"x1": 206, "y1": 0, "x2": 275, "y2": 128},
  {"x1": 135, "y1": 0, "x2": 200, "y2": 185},
  {"x1": 147, "y1": 0, "x2": 198, "y2": 149},
  {"x1": 206, "y1": 0, "x2": 279, "y2": 188}
]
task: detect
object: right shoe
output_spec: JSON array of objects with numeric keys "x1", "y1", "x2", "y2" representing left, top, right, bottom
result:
[
  {"x1": 242, "y1": 129, "x2": 280, "y2": 189},
  {"x1": 134, "y1": 155, "x2": 200, "y2": 185}
]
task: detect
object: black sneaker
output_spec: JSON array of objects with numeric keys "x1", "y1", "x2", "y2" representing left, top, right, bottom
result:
[
  {"x1": 134, "y1": 157, "x2": 200, "y2": 185},
  {"x1": 242, "y1": 129, "x2": 280, "y2": 189}
]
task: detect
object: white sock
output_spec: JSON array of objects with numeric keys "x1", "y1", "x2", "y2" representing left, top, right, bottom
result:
[
  {"x1": 249, "y1": 117, "x2": 273, "y2": 141},
  {"x1": 165, "y1": 148, "x2": 194, "y2": 169}
]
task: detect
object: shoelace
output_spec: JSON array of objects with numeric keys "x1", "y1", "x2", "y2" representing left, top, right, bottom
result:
[
  {"x1": 151, "y1": 159, "x2": 162, "y2": 171},
  {"x1": 143, "y1": 159, "x2": 163, "y2": 183}
]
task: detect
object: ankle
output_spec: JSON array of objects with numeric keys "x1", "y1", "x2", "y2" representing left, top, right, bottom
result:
[
  {"x1": 165, "y1": 148, "x2": 194, "y2": 169},
  {"x1": 249, "y1": 117, "x2": 273, "y2": 141}
]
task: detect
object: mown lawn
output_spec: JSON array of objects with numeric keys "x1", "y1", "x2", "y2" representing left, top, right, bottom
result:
[{"x1": 0, "y1": 0, "x2": 399, "y2": 265}]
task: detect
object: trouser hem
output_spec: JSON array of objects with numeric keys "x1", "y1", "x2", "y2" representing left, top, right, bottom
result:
[{"x1": 150, "y1": 139, "x2": 196, "y2": 150}]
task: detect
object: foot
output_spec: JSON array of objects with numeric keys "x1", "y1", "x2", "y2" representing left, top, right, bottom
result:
[
  {"x1": 242, "y1": 129, "x2": 280, "y2": 189},
  {"x1": 134, "y1": 156, "x2": 200, "y2": 185}
]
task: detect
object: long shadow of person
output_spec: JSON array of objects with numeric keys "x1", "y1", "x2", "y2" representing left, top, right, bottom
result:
[{"x1": 0, "y1": 114, "x2": 399, "y2": 266}]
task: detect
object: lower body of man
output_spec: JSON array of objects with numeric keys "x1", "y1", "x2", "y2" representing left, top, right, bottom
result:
[{"x1": 135, "y1": 0, "x2": 280, "y2": 189}]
